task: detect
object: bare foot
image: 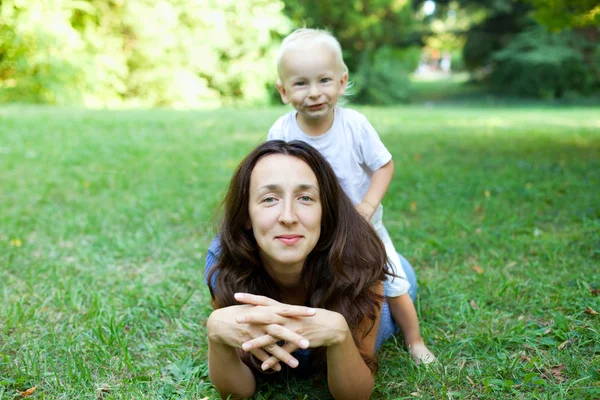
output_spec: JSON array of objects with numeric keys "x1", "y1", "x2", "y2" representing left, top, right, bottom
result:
[{"x1": 407, "y1": 342, "x2": 437, "y2": 366}]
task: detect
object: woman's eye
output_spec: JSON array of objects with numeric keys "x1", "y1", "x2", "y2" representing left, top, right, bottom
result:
[
  {"x1": 262, "y1": 197, "x2": 277, "y2": 203},
  {"x1": 299, "y1": 195, "x2": 313, "y2": 202}
]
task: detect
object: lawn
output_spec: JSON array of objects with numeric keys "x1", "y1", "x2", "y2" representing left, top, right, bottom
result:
[{"x1": 1, "y1": 104, "x2": 599, "y2": 399}]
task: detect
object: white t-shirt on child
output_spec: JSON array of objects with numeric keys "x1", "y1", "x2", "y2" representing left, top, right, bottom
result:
[{"x1": 267, "y1": 106, "x2": 392, "y2": 231}]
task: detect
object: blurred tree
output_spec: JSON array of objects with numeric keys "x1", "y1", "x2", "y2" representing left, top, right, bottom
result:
[
  {"x1": 457, "y1": 0, "x2": 534, "y2": 72},
  {"x1": 417, "y1": 1, "x2": 471, "y2": 71},
  {"x1": 0, "y1": 0, "x2": 127, "y2": 105},
  {"x1": 413, "y1": 0, "x2": 599, "y2": 98},
  {"x1": 529, "y1": 0, "x2": 599, "y2": 31},
  {"x1": 0, "y1": 0, "x2": 290, "y2": 106},
  {"x1": 281, "y1": 0, "x2": 420, "y2": 104},
  {"x1": 413, "y1": 0, "x2": 533, "y2": 70},
  {"x1": 491, "y1": 26, "x2": 597, "y2": 98},
  {"x1": 528, "y1": 0, "x2": 599, "y2": 86},
  {"x1": 120, "y1": 0, "x2": 290, "y2": 107}
]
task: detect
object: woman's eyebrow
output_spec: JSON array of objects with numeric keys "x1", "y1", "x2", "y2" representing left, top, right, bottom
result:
[
  {"x1": 257, "y1": 184, "x2": 281, "y2": 192},
  {"x1": 297, "y1": 184, "x2": 318, "y2": 193},
  {"x1": 257, "y1": 184, "x2": 318, "y2": 193}
]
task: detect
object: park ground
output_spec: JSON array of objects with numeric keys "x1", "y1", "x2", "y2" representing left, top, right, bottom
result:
[{"x1": 1, "y1": 98, "x2": 599, "y2": 398}]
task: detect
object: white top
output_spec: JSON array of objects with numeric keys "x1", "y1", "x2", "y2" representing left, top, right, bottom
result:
[{"x1": 267, "y1": 107, "x2": 392, "y2": 230}]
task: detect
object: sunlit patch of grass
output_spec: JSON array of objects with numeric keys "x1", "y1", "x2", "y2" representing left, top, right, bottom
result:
[
  {"x1": 409, "y1": 72, "x2": 485, "y2": 103},
  {"x1": 0, "y1": 105, "x2": 598, "y2": 399}
]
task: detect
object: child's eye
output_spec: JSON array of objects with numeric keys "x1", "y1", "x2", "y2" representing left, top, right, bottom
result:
[
  {"x1": 294, "y1": 81, "x2": 305, "y2": 87},
  {"x1": 321, "y1": 78, "x2": 331, "y2": 83}
]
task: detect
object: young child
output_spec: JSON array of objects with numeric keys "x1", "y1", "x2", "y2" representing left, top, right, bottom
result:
[{"x1": 268, "y1": 28, "x2": 436, "y2": 364}]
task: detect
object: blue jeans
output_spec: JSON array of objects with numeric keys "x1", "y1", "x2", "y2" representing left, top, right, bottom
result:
[{"x1": 377, "y1": 253, "x2": 418, "y2": 350}]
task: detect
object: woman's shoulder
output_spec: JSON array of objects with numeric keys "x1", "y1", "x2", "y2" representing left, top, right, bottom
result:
[{"x1": 205, "y1": 235, "x2": 222, "y2": 289}]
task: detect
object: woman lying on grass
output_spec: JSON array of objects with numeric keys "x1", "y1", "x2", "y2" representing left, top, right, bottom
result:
[{"x1": 205, "y1": 140, "x2": 418, "y2": 399}]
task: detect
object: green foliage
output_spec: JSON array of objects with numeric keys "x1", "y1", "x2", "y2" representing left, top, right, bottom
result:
[
  {"x1": 0, "y1": 0, "x2": 290, "y2": 106},
  {"x1": 461, "y1": 0, "x2": 533, "y2": 71},
  {"x1": 282, "y1": 0, "x2": 418, "y2": 104},
  {"x1": 1, "y1": 0, "x2": 597, "y2": 106},
  {"x1": 0, "y1": 0, "x2": 126, "y2": 105},
  {"x1": 529, "y1": 0, "x2": 600, "y2": 31},
  {"x1": 490, "y1": 27, "x2": 600, "y2": 98},
  {"x1": 353, "y1": 46, "x2": 420, "y2": 104},
  {"x1": 426, "y1": 0, "x2": 600, "y2": 99}
]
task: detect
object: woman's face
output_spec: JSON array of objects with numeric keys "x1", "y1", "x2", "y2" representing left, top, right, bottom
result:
[{"x1": 248, "y1": 154, "x2": 322, "y2": 271}]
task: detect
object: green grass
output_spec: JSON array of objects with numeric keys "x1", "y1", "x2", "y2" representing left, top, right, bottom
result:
[
  {"x1": 409, "y1": 73, "x2": 600, "y2": 106},
  {"x1": 1, "y1": 104, "x2": 599, "y2": 399},
  {"x1": 410, "y1": 73, "x2": 486, "y2": 103}
]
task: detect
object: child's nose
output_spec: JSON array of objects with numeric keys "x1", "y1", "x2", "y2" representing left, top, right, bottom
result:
[{"x1": 308, "y1": 83, "x2": 320, "y2": 97}]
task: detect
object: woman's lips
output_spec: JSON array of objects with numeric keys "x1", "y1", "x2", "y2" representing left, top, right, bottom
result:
[{"x1": 276, "y1": 235, "x2": 302, "y2": 245}]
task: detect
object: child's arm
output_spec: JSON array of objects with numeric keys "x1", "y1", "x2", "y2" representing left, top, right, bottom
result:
[{"x1": 356, "y1": 159, "x2": 394, "y2": 220}]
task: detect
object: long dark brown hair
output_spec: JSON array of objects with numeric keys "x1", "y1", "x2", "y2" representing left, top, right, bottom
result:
[{"x1": 207, "y1": 140, "x2": 389, "y2": 374}]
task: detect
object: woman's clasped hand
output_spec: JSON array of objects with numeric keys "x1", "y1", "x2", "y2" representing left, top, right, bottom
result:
[
  {"x1": 209, "y1": 293, "x2": 313, "y2": 371},
  {"x1": 209, "y1": 293, "x2": 353, "y2": 372}
]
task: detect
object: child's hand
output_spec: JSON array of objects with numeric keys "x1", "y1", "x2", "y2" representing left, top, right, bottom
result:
[
  {"x1": 407, "y1": 342, "x2": 437, "y2": 366},
  {"x1": 355, "y1": 202, "x2": 376, "y2": 221}
]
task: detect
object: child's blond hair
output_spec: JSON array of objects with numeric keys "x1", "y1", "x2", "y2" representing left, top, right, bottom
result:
[{"x1": 276, "y1": 28, "x2": 349, "y2": 85}]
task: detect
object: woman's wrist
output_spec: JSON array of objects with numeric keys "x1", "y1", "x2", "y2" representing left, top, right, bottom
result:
[
  {"x1": 206, "y1": 309, "x2": 226, "y2": 345},
  {"x1": 325, "y1": 311, "x2": 351, "y2": 346}
]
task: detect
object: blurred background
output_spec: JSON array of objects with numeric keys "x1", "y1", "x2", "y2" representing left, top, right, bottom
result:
[{"x1": 0, "y1": 0, "x2": 598, "y2": 108}]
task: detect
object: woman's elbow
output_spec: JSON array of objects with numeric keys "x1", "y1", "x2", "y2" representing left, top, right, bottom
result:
[
  {"x1": 209, "y1": 364, "x2": 256, "y2": 399},
  {"x1": 331, "y1": 384, "x2": 374, "y2": 400},
  {"x1": 330, "y1": 375, "x2": 374, "y2": 400},
  {"x1": 217, "y1": 388, "x2": 256, "y2": 400}
]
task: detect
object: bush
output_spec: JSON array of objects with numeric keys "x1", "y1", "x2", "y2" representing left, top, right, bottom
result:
[
  {"x1": 490, "y1": 27, "x2": 599, "y2": 98},
  {"x1": 0, "y1": 1, "x2": 123, "y2": 105},
  {"x1": 352, "y1": 46, "x2": 420, "y2": 104},
  {"x1": 0, "y1": 0, "x2": 290, "y2": 107}
]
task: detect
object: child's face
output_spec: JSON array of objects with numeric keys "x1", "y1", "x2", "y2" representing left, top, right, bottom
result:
[{"x1": 277, "y1": 44, "x2": 348, "y2": 124}]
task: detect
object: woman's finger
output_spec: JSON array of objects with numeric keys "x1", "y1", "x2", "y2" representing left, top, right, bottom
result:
[
  {"x1": 236, "y1": 306, "x2": 315, "y2": 324},
  {"x1": 260, "y1": 343, "x2": 299, "y2": 370},
  {"x1": 242, "y1": 327, "x2": 309, "y2": 352},
  {"x1": 242, "y1": 334, "x2": 280, "y2": 351},
  {"x1": 249, "y1": 347, "x2": 281, "y2": 372},
  {"x1": 234, "y1": 293, "x2": 279, "y2": 306},
  {"x1": 266, "y1": 324, "x2": 309, "y2": 349},
  {"x1": 274, "y1": 305, "x2": 316, "y2": 317},
  {"x1": 261, "y1": 342, "x2": 299, "y2": 371},
  {"x1": 236, "y1": 312, "x2": 285, "y2": 325}
]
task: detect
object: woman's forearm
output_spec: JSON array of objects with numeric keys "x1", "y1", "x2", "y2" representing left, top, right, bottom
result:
[
  {"x1": 208, "y1": 339, "x2": 256, "y2": 399},
  {"x1": 207, "y1": 310, "x2": 256, "y2": 399},
  {"x1": 326, "y1": 320, "x2": 375, "y2": 400}
]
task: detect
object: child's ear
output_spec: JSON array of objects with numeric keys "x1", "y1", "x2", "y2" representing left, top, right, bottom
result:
[
  {"x1": 339, "y1": 72, "x2": 349, "y2": 95},
  {"x1": 276, "y1": 82, "x2": 290, "y2": 104}
]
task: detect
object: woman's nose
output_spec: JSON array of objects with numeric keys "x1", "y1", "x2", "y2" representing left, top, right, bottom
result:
[{"x1": 278, "y1": 201, "x2": 298, "y2": 225}]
